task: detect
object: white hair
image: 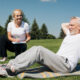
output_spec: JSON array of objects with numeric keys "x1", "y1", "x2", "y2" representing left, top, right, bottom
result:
[{"x1": 71, "y1": 16, "x2": 80, "y2": 25}]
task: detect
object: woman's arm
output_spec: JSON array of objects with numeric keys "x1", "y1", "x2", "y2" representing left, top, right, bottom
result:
[
  {"x1": 25, "y1": 33, "x2": 31, "y2": 42},
  {"x1": 7, "y1": 32, "x2": 20, "y2": 42}
]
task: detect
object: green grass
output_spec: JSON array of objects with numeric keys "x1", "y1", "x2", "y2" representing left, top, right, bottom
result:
[
  {"x1": 28, "y1": 39, "x2": 62, "y2": 53},
  {"x1": 0, "y1": 39, "x2": 80, "y2": 80}
]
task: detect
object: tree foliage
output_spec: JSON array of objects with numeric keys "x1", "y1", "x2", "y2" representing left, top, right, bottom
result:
[
  {"x1": 47, "y1": 34, "x2": 56, "y2": 39},
  {"x1": 30, "y1": 19, "x2": 40, "y2": 39},
  {"x1": 59, "y1": 29, "x2": 65, "y2": 39},
  {"x1": 5, "y1": 15, "x2": 12, "y2": 31},
  {"x1": 40, "y1": 23, "x2": 48, "y2": 39},
  {"x1": 0, "y1": 25, "x2": 6, "y2": 35},
  {"x1": 30, "y1": 21, "x2": 56, "y2": 39}
]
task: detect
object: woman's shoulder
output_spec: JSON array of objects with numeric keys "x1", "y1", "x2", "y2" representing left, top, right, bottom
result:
[
  {"x1": 22, "y1": 21, "x2": 29, "y2": 27},
  {"x1": 22, "y1": 21, "x2": 28, "y2": 25},
  {"x1": 8, "y1": 21, "x2": 14, "y2": 25}
]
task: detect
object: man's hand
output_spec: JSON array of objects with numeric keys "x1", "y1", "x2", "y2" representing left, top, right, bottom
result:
[
  {"x1": 61, "y1": 23, "x2": 69, "y2": 35},
  {"x1": 61, "y1": 23, "x2": 69, "y2": 28}
]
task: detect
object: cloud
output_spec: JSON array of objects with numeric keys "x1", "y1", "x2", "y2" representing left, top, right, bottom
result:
[{"x1": 40, "y1": 0, "x2": 57, "y2": 2}]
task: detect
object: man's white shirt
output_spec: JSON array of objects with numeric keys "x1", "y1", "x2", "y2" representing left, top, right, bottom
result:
[{"x1": 57, "y1": 30, "x2": 80, "y2": 71}]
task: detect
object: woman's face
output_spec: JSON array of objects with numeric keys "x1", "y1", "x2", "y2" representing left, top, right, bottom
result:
[{"x1": 13, "y1": 10, "x2": 23, "y2": 24}]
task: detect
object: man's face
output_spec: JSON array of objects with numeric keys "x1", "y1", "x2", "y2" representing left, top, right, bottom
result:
[
  {"x1": 69, "y1": 19, "x2": 80, "y2": 35},
  {"x1": 14, "y1": 11, "x2": 23, "y2": 23}
]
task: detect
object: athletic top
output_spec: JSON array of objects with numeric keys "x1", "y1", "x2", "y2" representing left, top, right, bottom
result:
[{"x1": 7, "y1": 21, "x2": 30, "y2": 44}]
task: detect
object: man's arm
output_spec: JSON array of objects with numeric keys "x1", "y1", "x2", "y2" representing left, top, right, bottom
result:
[{"x1": 61, "y1": 23, "x2": 69, "y2": 35}]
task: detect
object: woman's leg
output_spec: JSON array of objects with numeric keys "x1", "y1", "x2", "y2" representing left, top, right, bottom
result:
[
  {"x1": 0, "y1": 34, "x2": 15, "y2": 61},
  {"x1": 6, "y1": 39, "x2": 14, "y2": 52},
  {"x1": 14, "y1": 44, "x2": 27, "y2": 57},
  {"x1": 0, "y1": 35, "x2": 7, "y2": 58}
]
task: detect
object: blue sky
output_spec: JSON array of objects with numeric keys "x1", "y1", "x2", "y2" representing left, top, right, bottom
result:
[{"x1": 0, "y1": 0, "x2": 80, "y2": 37}]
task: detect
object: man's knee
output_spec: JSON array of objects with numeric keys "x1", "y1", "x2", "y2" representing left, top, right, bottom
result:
[
  {"x1": 31, "y1": 46, "x2": 37, "y2": 49},
  {"x1": 30, "y1": 46, "x2": 44, "y2": 56},
  {"x1": 31, "y1": 46, "x2": 43, "y2": 50},
  {"x1": 37, "y1": 46, "x2": 43, "y2": 51},
  {"x1": 37, "y1": 46, "x2": 45, "y2": 55},
  {"x1": 38, "y1": 46, "x2": 44, "y2": 48}
]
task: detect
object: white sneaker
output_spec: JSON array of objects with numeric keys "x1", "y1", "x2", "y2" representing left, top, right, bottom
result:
[
  {"x1": 7, "y1": 64, "x2": 15, "y2": 72},
  {"x1": 0, "y1": 67, "x2": 7, "y2": 76},
  {"x1": 0, "y1": 57, "x2": 7, "y2": 62}
]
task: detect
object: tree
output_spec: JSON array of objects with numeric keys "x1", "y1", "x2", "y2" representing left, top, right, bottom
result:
[
  {"x1": 0, "y1": 25, "x2": 6, "y2": 35},
  {"x1": 30, "y1": 19, "x2": 40, "y2": 39},
  {"x1": 5, "y1": 15, "x2": 12, "y2": 32},
  {"x1": 59, "y1": 29, "x2": 65, "y2": 39},
  {"x1": 47, "y1": 34, "x2": 56, "y2": 39},
  {"x1": 40, "y1": 23, "x2": 48, "y2": 39}
]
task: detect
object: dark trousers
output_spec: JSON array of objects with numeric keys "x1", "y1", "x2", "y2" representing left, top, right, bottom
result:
[{"x1": 0, "y1": 34, "x2": 27, "y2": 57}]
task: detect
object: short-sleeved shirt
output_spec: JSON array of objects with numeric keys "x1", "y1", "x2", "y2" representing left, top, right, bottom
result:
[
  {"x1": 57, "y1": 30, "x2": 80, "y2": 71},
  {"x1": 7, "y1": 21, "x2": 30, "y2": 44}
]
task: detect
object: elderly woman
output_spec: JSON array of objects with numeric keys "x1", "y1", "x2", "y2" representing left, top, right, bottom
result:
[{"x1": 0, "y1": 9, "x2": 31, "y2": 61}]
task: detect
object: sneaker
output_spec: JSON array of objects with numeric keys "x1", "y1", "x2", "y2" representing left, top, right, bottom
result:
[
  {"x1": 0, "y1": 67, "x2": 8, "y2": 76},
  {"x1": 7, "y1": 64, "x2": 15, "y2": 73},
  {"x1": 0, "y1": 57, "x2": 7, "y2": 62}
]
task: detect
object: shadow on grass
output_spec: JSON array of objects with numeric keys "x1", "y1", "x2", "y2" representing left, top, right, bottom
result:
[{"x1": 8, "y1": 56, "x2": 15, "y2": 59}]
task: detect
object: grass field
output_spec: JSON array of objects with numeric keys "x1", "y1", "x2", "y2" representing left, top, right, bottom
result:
[{"x1": 0, "y1": 39, "x2": 80, "y2": 80}]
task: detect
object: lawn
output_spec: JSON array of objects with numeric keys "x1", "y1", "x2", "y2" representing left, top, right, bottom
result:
[{"x1": 0, "y1": 39, "x2": 80, "y2": 80}]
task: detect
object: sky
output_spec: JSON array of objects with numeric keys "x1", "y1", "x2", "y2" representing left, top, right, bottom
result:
[{"x1": 0, "y1": 0, "x2": 80, "y2": 37}]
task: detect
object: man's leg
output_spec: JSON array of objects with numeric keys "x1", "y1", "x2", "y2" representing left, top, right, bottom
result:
[{"x1": 8, "y1": 46, "x2": 71, "y2": 73}]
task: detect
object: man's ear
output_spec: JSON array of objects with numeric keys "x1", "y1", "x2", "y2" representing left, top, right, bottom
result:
[
  {"x1": 78, "y1": 26, "x2": 80, "y2": 30},
  {"x1": 78, "y1": 26, "x2": 80, "y2": 32}
]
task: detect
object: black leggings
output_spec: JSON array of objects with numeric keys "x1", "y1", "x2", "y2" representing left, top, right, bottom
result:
[{"x1": 0, "y1": 35, "x2": 27, "y2": 57}]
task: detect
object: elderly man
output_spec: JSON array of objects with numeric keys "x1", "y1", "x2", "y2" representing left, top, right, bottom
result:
[{"x1": 1, "y1": 16, "x2": 80, "y2": 74}]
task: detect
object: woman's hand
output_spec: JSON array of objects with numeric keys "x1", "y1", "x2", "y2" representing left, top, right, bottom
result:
[{"x1": 14, "y1": 38, "x2": 20, "y2": 42}]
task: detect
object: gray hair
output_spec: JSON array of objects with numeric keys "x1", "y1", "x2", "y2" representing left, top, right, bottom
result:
[{"x1": 71, "y1": 16, "x2": 80, "y2": 25}]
